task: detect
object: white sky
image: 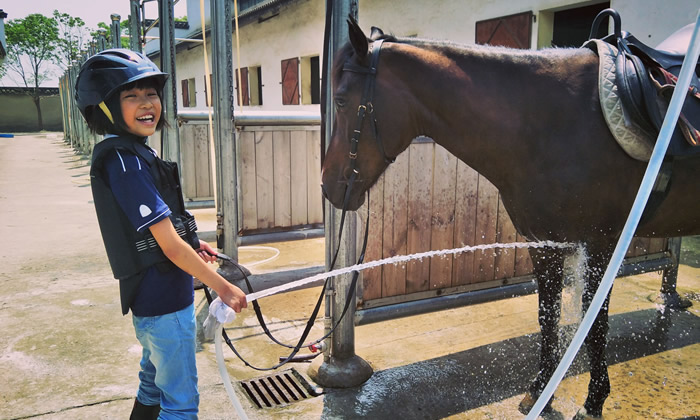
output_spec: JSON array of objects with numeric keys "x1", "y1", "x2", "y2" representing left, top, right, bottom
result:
[{"x1": 1, "y1": 0, "x2": 188, "y2": 86}]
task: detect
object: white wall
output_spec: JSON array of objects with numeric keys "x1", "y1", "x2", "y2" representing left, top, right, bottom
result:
[{"x1": 166, "y1": 0, "x2": 698, "y2": 114}]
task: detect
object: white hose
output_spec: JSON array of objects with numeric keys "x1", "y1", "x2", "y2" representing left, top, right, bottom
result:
[
  {"x1": 239, "y1": 245, "x2": 280, "y2": 268},
  {"x1": 526, "y1": 10, "x2": 700, "y2": 419},
  {"x1": 215, "y1": 323, "x2": 249, "y2": 420},
  {"x1": 205, "y1": 297, "x2": 249, "y2": 419}
]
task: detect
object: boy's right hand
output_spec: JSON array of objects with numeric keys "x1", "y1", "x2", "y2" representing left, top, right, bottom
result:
[{"x1": 217, "y1": 283, "x2": 247, "y2": 312}]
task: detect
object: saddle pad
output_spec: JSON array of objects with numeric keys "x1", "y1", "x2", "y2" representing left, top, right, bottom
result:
[{"x1": 584, "y1": 39, "x2": 655, "y2": 161}]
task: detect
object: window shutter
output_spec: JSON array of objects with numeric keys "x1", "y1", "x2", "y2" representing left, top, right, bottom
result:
[
  {"x1": 236, "y1": 67, "x2": 250, "y2": 106},
  {"x1": 204, "y1": 75, "x2": 209, "y2": 107},
  {"x1": 281, "y1": 57, "x2": 299, "y2": 105},
  {"x1": 181, "y1": 79, "x2": 190, "y2": 107},
  {"x1": 476, "y1": 11, "x2": 532, "y2": 49}
]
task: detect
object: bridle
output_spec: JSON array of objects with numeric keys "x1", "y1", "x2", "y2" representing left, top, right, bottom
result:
[{"x1": 340, "y1": 38, "x2": 395, "y2": 191}]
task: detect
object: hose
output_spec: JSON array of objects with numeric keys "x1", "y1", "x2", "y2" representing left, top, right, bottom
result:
[
  {"x1": 239, "y1": 245, "x2": 280, "y2": 268},
  {"x1": 215, "y1": 321, "x2": 249, "y2": 420},
  {"x1": 526, "y1": 10, "x2": 700, "y2": 419}
]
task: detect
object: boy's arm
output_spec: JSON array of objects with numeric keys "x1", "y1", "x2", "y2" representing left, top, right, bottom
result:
[{"x1": 149, "y1": 217, "x2": 247, "y2": 312}]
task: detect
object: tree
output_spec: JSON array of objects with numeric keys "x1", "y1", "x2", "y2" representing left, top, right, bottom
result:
[
  {"x1": 2, "y1": 13, "x2": 60, "y2": 130},
  {"x1": 53, "y1": 10, "x2": 90, "y2": 69}
]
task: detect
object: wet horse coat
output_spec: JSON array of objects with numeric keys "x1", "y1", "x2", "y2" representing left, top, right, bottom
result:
[{"x1": 320, "y1": 19, "x2": 700, "y2": 417}]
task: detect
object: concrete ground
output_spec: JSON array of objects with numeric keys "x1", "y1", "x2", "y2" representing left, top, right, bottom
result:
[{"x1": 1, "y1": 133, "x2": 698, "y2": 420}]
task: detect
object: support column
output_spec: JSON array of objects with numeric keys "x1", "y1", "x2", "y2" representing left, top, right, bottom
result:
[
  {"x1": 157, "y1": 0, "x2": 180, "y2": 167},
  {"x1": 658, "y1": 237, "x2": 692, "y2": 308},
  {"x1": 308, "y1": 0, "x2": 372, "y2": 389},
  {"x1": 210, "y1": 0, "x2": 239, "y2": 261},
  {"x1": 97, "y1": 29, "x2": 108, "y2": 51},
  {"x1": 110, "y1": 14, "x2": 121, "y2": 48},
  {"x1": 129, "y1": 0, "x2": 142, "y2": 53}
]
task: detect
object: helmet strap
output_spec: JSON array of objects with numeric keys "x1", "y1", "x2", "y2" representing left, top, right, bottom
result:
[{"x1": 98, "y1": 101, "x2": 114, "y2": 124}]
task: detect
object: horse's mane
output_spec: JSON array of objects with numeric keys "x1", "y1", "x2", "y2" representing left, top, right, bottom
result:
[{"x1": 333, "y1": 31, "x2": 579, "y2": 83}]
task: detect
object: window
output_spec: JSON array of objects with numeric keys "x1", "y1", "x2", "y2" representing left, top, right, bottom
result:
[
  {"x1": 235, "y1": 66, "x2": 262, "y2": 106},
  {"x1": 249, "y1": 66, "x2": 262, "y2": 106},
  {"x1": 301, "y1": 55, "x2": 320, "y2": 105},
  {"x1": 181, "y1": 77, "x2": 196, "y2": 107},
  {"x1": 281, "y1": 57, "x2": 299, "y2": 105}
]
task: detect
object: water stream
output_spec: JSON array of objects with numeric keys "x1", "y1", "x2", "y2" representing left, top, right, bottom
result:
[{"x1": 245, "y1": 240, "x2": 576, "y2": 303}]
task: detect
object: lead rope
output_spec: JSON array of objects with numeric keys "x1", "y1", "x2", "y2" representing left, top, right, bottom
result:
[{"x1": 204, "y1": 186, "x2": 370, "y2": 371}]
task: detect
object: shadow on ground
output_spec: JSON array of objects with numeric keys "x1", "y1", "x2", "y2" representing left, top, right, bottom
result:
[{"x1": 315, "y1": 308, "x2": 699, "y2": 419}]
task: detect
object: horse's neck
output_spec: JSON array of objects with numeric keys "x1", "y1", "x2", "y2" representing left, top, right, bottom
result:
[{"x1": 390, "y1": 42, "x2": 596, "y2": 187}]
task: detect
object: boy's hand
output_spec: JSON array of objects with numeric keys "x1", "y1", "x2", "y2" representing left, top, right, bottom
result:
[
  {"x1": 218, "y1": 283, "x2": 248, "y2": 313},
  {"x1": 196, "y1": 240, "x2": 218, "y2": 263}
]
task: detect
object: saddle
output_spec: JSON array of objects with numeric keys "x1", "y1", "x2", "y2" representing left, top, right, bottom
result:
[{"x1": 588, "y1": 8, "x2": 700, "y2": 160}]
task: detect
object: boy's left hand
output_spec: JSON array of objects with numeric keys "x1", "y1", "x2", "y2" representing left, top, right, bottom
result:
[{"x1": 196, "y1": 240, "x2": 218, "y2": 264}]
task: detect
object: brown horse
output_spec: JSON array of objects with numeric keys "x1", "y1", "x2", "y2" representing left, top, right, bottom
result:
[{"x1": 320, "y1": 19, "x2": 700, "y2": 417}]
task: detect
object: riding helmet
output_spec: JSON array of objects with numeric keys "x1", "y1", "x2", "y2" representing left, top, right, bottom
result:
[{"x1": 74, "y1": 48, "x2": 169, "y2": 120}]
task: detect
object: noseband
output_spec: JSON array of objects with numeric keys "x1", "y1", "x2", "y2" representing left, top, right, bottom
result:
[{"x1": 342, "y1": 38, "x2": 396, "y2": 184}]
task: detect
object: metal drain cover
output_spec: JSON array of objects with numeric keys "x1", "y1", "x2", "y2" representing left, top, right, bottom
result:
[{"x1": 240, "y1": 368, "x2": 322, "y2": 409}]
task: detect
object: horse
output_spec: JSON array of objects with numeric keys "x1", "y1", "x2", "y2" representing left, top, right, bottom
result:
[{"x1": 320, "y1": 17, "x2": 700, "y2": 418}]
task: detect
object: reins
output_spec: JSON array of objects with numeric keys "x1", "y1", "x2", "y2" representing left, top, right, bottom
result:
[{"x1": 206, "y1": 37, "x2": 389, "y2": 371}]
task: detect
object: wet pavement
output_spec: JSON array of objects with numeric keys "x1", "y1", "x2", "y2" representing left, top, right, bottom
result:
[{"x1": 1, "y1": 133, "x2": 699, "y2": 419}]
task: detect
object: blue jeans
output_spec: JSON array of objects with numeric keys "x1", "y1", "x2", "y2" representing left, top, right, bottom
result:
[{"x1": 132, "y1": 303, "x2": 199, "y2": 420}]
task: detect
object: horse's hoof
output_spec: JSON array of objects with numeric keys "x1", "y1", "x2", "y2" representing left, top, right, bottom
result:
[
  {"x1": 573, "y1": 407, "x2": 603, "y2": 419},
  {"x1": 518, "y1": 393, "x2": 536, "y2": 415},
  {"x1": 518, "y1": 393, "x2": 553, "y2": 416}
]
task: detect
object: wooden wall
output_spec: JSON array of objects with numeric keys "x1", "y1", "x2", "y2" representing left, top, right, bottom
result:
[
  {"x1": 238, "y1": 126, "x2": 323, "y2": 233},
  {"x1": 179, "y1": 122, "x2": 323, "y2": 234},
  {"x1": 180, "y1": 123, "x2": 214, "y2": 200},
  {"x1": 357, "y1": 138, "x2": 668, "y2": 309}
]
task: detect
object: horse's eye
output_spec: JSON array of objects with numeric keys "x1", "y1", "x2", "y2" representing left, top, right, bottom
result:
[{"x1": 334, "y1": 98, "x2": 346, "y2": 109}]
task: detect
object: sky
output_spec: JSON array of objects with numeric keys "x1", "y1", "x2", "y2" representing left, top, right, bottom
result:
[{"x1": 0, "y1": 0, "x2": 188, "y2": 86}]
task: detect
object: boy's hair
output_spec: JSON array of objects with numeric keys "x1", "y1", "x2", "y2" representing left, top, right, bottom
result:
[{"x1": 85, "y1": 77, "x2": 167, "y2": 135}]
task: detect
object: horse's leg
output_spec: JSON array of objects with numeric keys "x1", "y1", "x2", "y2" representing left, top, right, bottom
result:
[
  {"x1": 577, "y1": 245, "x2": 615, "y2": 418},
  {"x1": 518, "y1": 247, "x2": 566, "y2": 414}
]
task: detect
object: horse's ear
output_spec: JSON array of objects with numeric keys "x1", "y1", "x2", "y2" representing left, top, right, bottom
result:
[
  {"x1": 370, "y1": 26, "x2": 384, "y2": 40},
  {"x1": 347, "y1": 15, "x2": 368, "y2": 59}
]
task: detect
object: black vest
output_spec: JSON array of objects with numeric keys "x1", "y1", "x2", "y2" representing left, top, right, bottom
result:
[{"x1": 90, "y1": 136, "x2": 199, "y2": 280}]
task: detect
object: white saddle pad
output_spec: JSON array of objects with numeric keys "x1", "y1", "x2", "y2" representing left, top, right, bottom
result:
[{"x1": 583, "y1": 39, "x2": 655, "y2": 161}]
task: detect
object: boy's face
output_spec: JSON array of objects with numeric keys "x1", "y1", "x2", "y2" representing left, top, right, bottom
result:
[{"x1": 119, "y1": 86, "x2": 162, "y2": 137}]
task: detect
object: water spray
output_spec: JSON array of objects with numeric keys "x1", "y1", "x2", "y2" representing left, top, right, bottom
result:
[{"x1": 525, "y1": 10, "x2": 700, "y2": 419}]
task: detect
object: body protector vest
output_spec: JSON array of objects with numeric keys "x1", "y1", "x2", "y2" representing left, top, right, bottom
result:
[{"x1": 90, "y1": 136, "x2": 200, "y2": 280}]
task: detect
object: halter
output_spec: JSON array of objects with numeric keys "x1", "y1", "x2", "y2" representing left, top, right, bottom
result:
[{"x1": 342, "y1": 38, "x2": 395, "y2": 181}]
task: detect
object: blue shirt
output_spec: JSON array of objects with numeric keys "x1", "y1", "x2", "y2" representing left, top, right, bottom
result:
[{"x1": 103, "y1": 145, "x2": 194, "y2": 317}]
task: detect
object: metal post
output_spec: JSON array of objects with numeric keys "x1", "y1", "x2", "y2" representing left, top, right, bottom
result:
[
  {"x1": 68, "y1": 62, "x2": 78, "y2": 149},
  {"x1": 97, "y1": 29, "x2": 108, "y2": 51},
  {"x1": 309, "y1": 0, "x2": 372, "y2": 388},
  {"x1": 129, "y1": 0, "x2": 142, "y2": 53},
  {"x1": 110, "y1": 14, "x2": 121, "y2": 48},
  {"x1": 157, "y1": 0, "x2": 181, "y2": 167},
  {"x1": 210, "y1": 0, "x2": 239, "y2": 260}
]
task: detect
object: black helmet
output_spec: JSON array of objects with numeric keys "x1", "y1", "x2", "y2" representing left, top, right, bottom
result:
[{"x1": 74, "y1": 48, "x2": 168, "y2": 120}]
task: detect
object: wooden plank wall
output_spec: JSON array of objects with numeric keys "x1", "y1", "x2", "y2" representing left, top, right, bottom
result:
[
  {"x1": 180, "y1": 123, "x2": 214, "y2": 201},
  {"x1": 357, "y1": 139, "x2": 668, "y2": 308},
  {"x1": 238, "y1": 126, "x2": 323, "y2": 233},
  {"x1": 179, "y1": 123, "x2": 323, "y2": 234}
]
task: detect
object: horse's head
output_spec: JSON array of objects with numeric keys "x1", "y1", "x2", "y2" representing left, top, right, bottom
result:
[{"x1": 320, "y1": 17, "x2": 404, "y2": 211}]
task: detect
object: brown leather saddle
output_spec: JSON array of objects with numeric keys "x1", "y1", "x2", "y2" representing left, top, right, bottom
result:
[{"x1": 590, "y1": 8, "x2": 700, "y2": 158}]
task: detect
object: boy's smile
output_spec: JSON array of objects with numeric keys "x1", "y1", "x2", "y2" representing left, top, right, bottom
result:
[{"x1": 119, "y1": 87, "x2": 162, "y2": 137}]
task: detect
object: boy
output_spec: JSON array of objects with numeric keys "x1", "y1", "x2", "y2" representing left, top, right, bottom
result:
[{"x1": 75, "y1": 49, "x2": 247, "y2": 419}]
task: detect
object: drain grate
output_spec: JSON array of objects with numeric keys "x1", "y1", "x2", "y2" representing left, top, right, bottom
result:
[{"x1": 239, "y1": 368, "x2": 322, "y2": 409}]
